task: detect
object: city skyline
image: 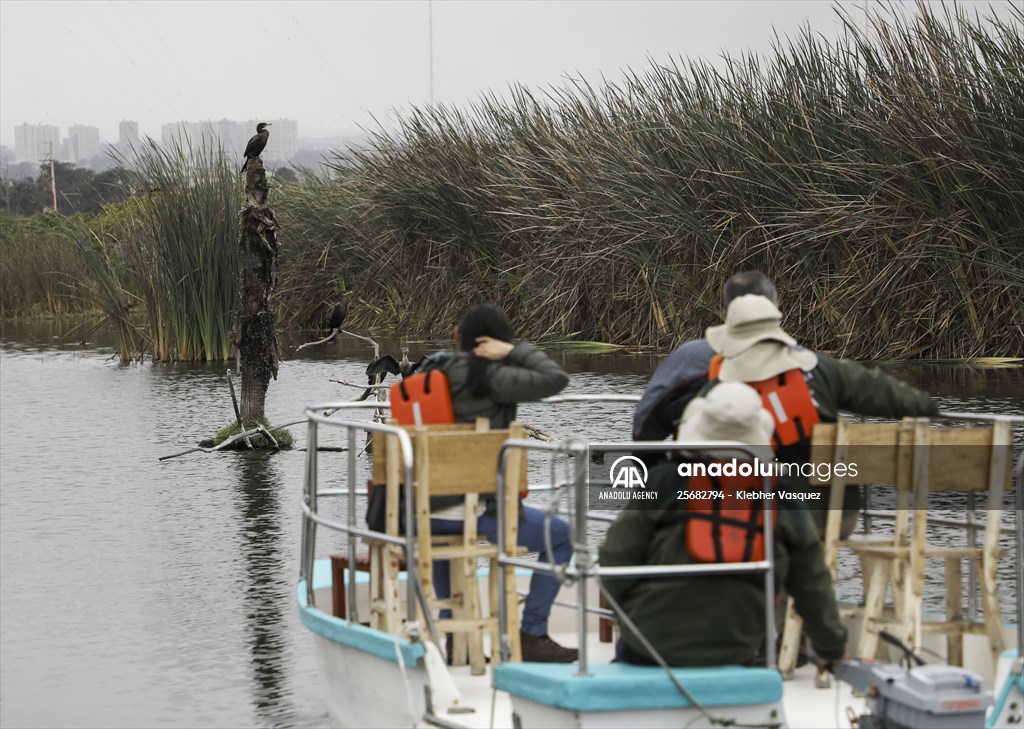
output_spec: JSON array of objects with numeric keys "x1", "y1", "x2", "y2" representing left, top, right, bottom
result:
[
  {"x1": 3, "y1": 2, "x2": 1019, "y2": 152},
  {"x1": 7, "y1": 117, "x2": 312, "y2": 168},
  {"x1": 10, "y1": 1, "x2": 1016, "y2": 148}
]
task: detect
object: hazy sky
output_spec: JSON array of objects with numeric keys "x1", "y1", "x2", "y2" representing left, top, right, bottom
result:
[{"x1": 1, "y1": 1, "x2": 1019, "y2": 148}]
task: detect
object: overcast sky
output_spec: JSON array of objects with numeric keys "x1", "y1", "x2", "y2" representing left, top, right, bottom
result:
[{"x1": 1, "y1": 1, "x2": 1019, "y2": 148}]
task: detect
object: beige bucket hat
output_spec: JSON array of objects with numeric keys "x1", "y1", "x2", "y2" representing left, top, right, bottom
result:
[
  {"x1": 676, "y1": 382, "x2": 775, "y2": 461},
  {"x1": 705, "y1": 295, "x2": 817, "y2": 381}
]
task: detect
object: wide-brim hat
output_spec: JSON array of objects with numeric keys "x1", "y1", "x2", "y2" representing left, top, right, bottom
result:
[
  {"x1": 717, "y1": 341, "x2": 818, "y2": 382},
  {"x1": 706, "y1": 294, "x2": 794, "y2": 356},
  {"x1": 676, "y1": 382, "x2": 776, "y2": 462}
]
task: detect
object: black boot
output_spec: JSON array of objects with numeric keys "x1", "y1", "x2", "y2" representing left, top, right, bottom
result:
[{"x1": 519, "y1": 631, "x2": 578, "y2": 663}]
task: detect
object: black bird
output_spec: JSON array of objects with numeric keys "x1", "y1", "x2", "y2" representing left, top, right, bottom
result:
[
  {"x1": 358, "y1": 347, "x2": 427, "y2": 400},
  {"x1": 329, "y1": 299, "x2": 349, "y2": 332},
  {"x1": 324, "y1": 293, "x2": 351, "y2": 342},
  {"x1": 241, "y1": 122, "x2": 272, "y2": 172}
]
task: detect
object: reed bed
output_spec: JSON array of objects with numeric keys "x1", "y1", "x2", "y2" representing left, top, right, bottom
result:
[
  {"x1": 275, "y1": 3, "x2": 1023, "y2": 360},
  {"x1": 4, "y1": 3, "x2": 1022, "y2": 363},
  {"x1": 0, "y1": 216, "x2": 92, "y2": 317},
  {"x1": 65, "y1": 140, "x2": 242, "y2": 361}
]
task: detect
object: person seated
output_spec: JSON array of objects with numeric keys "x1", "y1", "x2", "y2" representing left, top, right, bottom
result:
[
  {"x1": 701, "y1": 293, "x2": 939, "y2": 536},
  {"x1": 632, "y1": 271, "x2": 778, "y2": 446},
  {"x1": 424, "y1": 304, "x2": 578, "y2": 663},
  {"x1": 600, "y1": 382, "x2": 847, "y2": 668}
]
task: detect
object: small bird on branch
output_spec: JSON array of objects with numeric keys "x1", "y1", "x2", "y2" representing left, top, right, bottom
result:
[
  {"x1": 241, "y1": 122, "x2": 272, "y2": 172},
  {"x1": 358, "y1": 347, "x2": 427, "y2": 400},
  {"x1": 295, "y1": 293, "x2": 352, "y2": 351}
]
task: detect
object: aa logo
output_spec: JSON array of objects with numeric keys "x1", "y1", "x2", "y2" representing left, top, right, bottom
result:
[{"x1": 609, "y1": 455, "x2": 648, "y2": 489}]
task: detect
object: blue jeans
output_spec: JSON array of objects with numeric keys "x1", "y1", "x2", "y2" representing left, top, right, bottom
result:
[{"x1": 431, "y1": 505, "x2": 573, "y2": 636}]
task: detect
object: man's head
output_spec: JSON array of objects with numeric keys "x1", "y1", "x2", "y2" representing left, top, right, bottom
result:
[
  {"x1": 676, "y1": 381, "x2": 775, "y2": 460},
  {"x1": 722, "y1": 271, "x2": 777, "y2": 310}
]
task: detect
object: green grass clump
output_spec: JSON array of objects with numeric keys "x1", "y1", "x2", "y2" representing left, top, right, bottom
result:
[
  {"x1": 212, "y1": 417, "x2": 295, "y2": 450},
  {"x1": 0, "y1": 215, "x2": 93, "y2": 317}
]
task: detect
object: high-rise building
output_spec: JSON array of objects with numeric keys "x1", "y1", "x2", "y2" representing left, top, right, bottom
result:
[
  {"x1": 119, "y1": 120, "x2": 140, "y2": 148},
  {"x1": 13, "y1": 123, "x2": 60, "y2": 164},
  {"x1": 161, "y1": 121, "x2": 198, "y2": 151},
  {"x1": 248, "y1": 118, "x2": 298, "y2": 163},
  {"x1": 67, "y1": 124, "x2": 101, "y2": 163}
]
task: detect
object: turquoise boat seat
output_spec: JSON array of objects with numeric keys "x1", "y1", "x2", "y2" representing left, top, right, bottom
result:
[{"x1": 493, "y1": 662, "x2": 783, "y2": 712}]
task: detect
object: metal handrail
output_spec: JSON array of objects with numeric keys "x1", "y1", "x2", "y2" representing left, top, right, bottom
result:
[
  {"x1": 494, "y1": 438, "x2": 778, "y2": 675},
  {"x1": 937, "y1": 410, "x2": 1024, "y2": 424},
  {"x1": 301, "y1": 401, "x2": 430, "y2": 643}
]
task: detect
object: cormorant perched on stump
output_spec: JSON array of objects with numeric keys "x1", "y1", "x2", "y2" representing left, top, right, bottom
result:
[{"x1": 241, "y1": 122, "x2": 272, "y2": 172}]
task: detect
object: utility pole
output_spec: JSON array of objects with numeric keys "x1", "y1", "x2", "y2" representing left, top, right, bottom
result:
[
  {"x1": 428, "y1": 0, "x2": 435, "y2": 104},
  {"x1": 46, "y1": 141, "x2": 57, "y2": 211}
]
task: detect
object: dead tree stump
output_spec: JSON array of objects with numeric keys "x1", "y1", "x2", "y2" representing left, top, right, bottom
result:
[{"x1": 236, "y1": 157, "x2": 279, "y2": 419}]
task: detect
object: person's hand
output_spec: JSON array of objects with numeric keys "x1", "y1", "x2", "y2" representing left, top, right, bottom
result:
[
  {"x1": 814, "y1": 652, "x2": 850, "y2": 674},
  {"x1": 473, "y1": 336, "x2": 514, "y2": 361}
]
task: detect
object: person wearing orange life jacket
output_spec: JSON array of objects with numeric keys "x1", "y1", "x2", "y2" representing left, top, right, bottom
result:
[
  {"x1": 422, "y1": 304, "x2": 578, "y2": 663},
  {"x1": 601, "y1": 382, "x2": 847, "y2": 667},
  {"x1": 701, "y1": 294, "x2": 940, "y2": 536},
  {"x1": 632, "y1": 271, "x2": 779, "y2": 449}
]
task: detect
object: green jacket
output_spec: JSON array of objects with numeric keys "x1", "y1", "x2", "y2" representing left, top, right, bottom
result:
[
  {"x1": 808, "y1": 354, "x2": 938, "y2": 423},
  {"x1": 704, "y1": 353, "x2": 939, "y2": 530},
  {"x1": 435, "y1": 340, "x2": 569, "y2": 428},
  {"x1": 599, "y1": 462, "x2": 847, "y2": 667},
  {"x1": 425, "y1": 341, "x2": 568, "y2": 510}
]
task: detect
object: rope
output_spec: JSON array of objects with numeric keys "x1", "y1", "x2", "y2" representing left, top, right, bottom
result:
[
  {"x1": 598, "y1": 583, "x2": 782, "y2": 729},
  {"x1": 393, "y1": 636, "x2": 418, "y2": 722}
]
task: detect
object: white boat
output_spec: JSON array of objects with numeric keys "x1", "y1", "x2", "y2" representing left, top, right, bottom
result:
[{"x1": 297, "y1": 397, "x2": 1024, "y2": 728}]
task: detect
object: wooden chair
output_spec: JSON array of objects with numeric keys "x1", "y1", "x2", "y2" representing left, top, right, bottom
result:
[
  {"x1": 371, "y1": 418, "x2": 526, "y2": 674},
  {"x1": 852, "y1": 418, "x2": 1012, "y2": 668},
  {"x1": 780, "y1": 417, "x2": 1013, "y2": 675},
  {"x1": 778, "y1": 418, "x2": 915, "y2": 677}
]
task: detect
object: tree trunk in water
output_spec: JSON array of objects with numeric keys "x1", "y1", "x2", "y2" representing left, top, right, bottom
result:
[{"x1": 236, "y1": 158, "x2": 279, "y2": 419}]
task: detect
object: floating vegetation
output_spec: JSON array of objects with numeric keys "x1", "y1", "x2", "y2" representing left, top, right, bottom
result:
[
  {"x1": 543, "y1": 340, "x2": 627, "y2": 353},
  {"x1": 210, "y1": 417, "x2": 295, "y2": 450}
]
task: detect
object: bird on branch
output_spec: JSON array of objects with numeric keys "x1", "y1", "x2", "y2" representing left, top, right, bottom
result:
[
  {"x1": 326, "y1": 295, "x2": 351, "y2": 341},
  {"x1": 358, "y1": 347, "x2": 427, "y2": 400},
  {"x1": 241, "y1": 122, "x2": 272, "y2": 172},
  {"x1": 294, "y1": 293, "x2": 351, "y2": 351}
]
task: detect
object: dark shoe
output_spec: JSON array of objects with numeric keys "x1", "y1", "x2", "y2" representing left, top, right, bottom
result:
[{"x1": 520, "y1": 631, "x2": 578, "y2": 663}]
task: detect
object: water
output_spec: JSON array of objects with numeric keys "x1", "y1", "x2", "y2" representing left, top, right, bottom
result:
[{"x1": 1, "y1": 319, "x2": 1021, "y2": 727}]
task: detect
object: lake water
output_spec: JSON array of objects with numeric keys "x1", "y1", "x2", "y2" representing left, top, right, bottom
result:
[{"x1": 1, "y1": 319, "x2": 1021, "y2": 727}]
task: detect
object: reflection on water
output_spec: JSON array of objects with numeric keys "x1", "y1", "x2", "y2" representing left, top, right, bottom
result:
[{"x1": 0, "y1": 317, "x2": 1020, "y2": 727}]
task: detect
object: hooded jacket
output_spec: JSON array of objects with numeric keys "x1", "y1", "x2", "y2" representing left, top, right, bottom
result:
[
  {"x1": 424, "y1": 340, "x2": 569, "y2": 511},
  {"x1": 599, "y1": 461, "x2": 847, "y2": 667}
]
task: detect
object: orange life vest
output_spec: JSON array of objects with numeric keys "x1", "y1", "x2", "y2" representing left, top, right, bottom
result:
[
  {"x1": 390, "y1": 370, "x2": 529, "y2": 498},
  {"x1": 390, "y1": 370, "x2": 455, "y2": 426},
  {"x1": 708, "y1": 354, "x2": 820, "y2": 451},
  {"x1": 683, "y1": 472, "x2": 777, "y2": 563}
]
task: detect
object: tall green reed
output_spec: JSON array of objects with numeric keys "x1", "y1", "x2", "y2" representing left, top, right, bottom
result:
[
  {"x1": 273, "y1": 2, "x2": 1022, "y2": 360},
  {"x1": 0, "y1": 215, "x2": 92, "y2": 317},
  {"x1": 68, "y1": 139, "x2": 242, "y2": 362}
]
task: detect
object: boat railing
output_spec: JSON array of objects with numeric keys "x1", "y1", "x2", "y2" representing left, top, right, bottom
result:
[
  {"x1": 493, "y1": 438, "x2": 778, "y2": 675},
  {"x1": 300, "y1": 396, "x2": 1023, "y2": 663},
  {"x1": 301, "y1": 400, "x2": 437, "y2": 642}
]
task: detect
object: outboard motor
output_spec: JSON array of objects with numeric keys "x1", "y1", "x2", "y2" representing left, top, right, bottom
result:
[{"x1": 833, "y1": 633, "x2": 993, "y2": 728}]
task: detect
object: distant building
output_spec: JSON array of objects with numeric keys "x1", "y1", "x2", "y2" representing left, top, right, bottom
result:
[
  {"x1": 161, "y1": 121, "x2": 196, "y2": 151},
  {"x1": 14, "y1": 123, "x2": 60, "y2": 164},
  {"x1": 67, "y1": 124, "x2": 101, "y2": 163},
  {"x1": 118, "y1": 120, "x2": 140, "y2": 151},
  {"x1": 256, "y1": 119, "x2": 299, "y2": 163}
]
